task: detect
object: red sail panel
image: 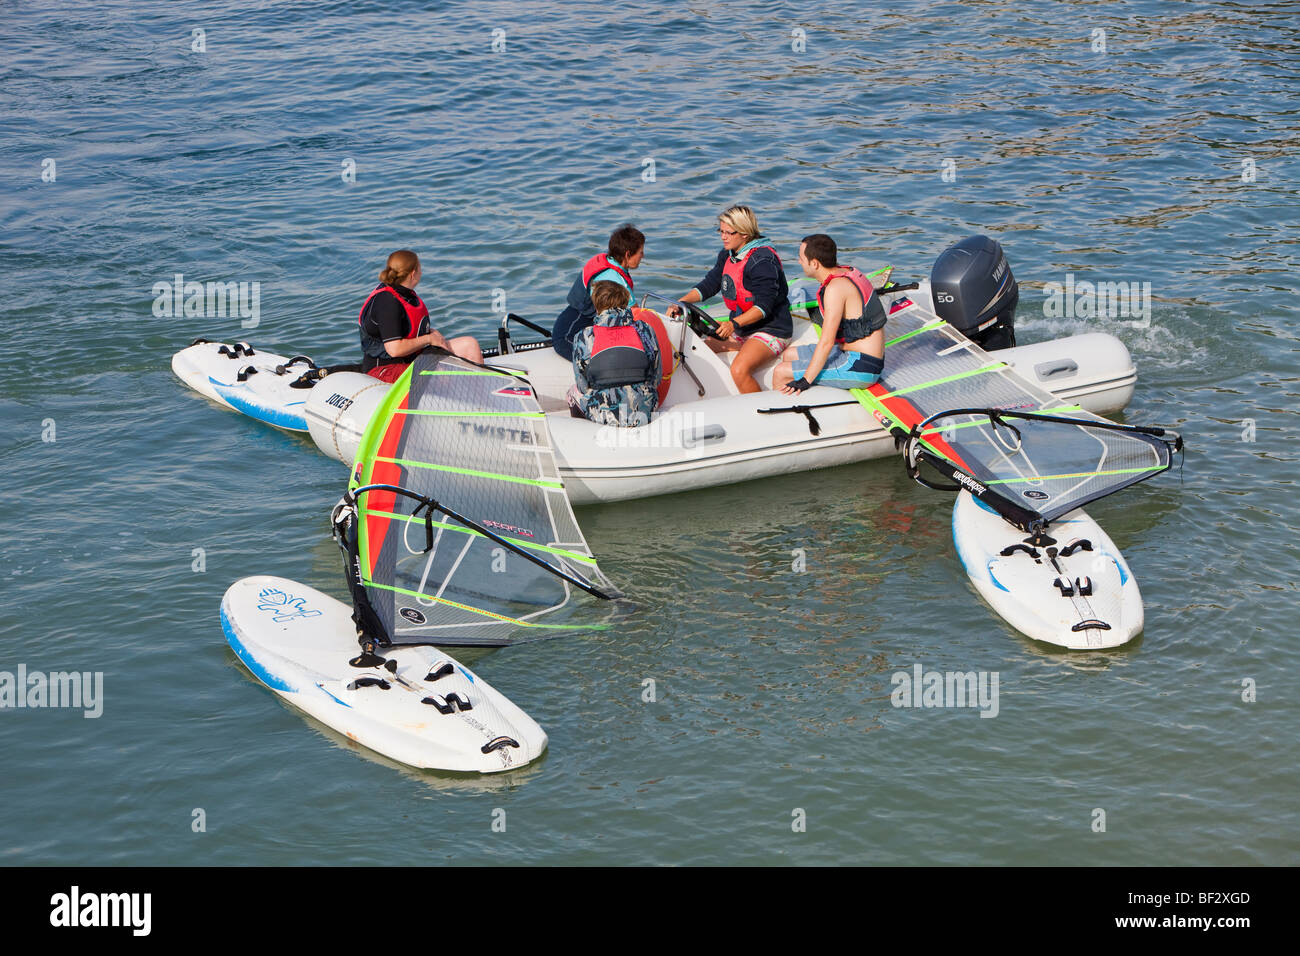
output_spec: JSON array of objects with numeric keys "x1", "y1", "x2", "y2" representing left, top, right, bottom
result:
[
  {"x1": 861, "y1": 382, "x2": 976, "y2": 473},
  {"x1": 363, "y1": 393, "x2": 409, "y2": 579}
]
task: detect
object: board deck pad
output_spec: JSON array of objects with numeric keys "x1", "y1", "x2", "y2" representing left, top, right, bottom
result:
[
  {"x1": 220, "y1": 575, "x2": 547, "y2": 772},
  {"x1": 952, "y1": 491, "x2": 1143, "y2": 649},
  {"x1": 172, "y1": 341, "x2": 318, "y2": 431}
]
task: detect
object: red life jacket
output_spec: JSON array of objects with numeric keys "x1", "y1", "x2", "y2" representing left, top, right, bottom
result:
[
  {"x1": 721, "y1": 244, "x2": 780, "y2": 315},
  {"x1": 586, "y1": 324, "x2": 651, "y2": 389},
  {"x1": 359, "y1": 285, "x2": 431, "y2": 381},
  {"x1": 581, "y1": 253, "x2": 633, "y2": 292},
  {"x1": 816, "y1": 267, "x2": 886, "y2": 343},
  {"x1": 358, "y1": 284, "x2": 429, "y2": 339}
]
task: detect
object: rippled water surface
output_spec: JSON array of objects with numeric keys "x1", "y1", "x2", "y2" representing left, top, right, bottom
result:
[{"x1": 1, "y1": 0, "x2": 1297, "y2": 865}]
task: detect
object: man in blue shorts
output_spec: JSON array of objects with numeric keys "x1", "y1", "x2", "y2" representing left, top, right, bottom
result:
[{"x1": 774, "y1": 234, "x2": 887, "y2": 394}]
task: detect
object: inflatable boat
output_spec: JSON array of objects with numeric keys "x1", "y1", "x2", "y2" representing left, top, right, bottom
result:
[
  {"x1": 307, "y1": 315, "x2": 1136, "y2": 506},
  {"x1": 176, "y1": 237, "x2": 1141, "y2": 505}
]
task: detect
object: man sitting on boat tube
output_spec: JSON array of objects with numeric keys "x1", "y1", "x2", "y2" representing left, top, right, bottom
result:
[
  {"x1": 773, "y1": 234, "x2": 886, "y2": 394},
  {"x1": 568, "y1": 281, "x2": 662, "y2": 427},
  {"x1": 552, "y1": 224, "x2": 646, "y2": 362},
  {"x1": 359, "y1": 249, "x2": 483, "y2": 384},
  {"x1": 667, "y1": 204, "x2": 793, "y2": 393}
]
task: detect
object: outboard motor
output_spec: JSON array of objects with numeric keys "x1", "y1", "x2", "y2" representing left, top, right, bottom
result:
[{"x1": 929, "y1": 235, "x2": 1018, "y2": 350}]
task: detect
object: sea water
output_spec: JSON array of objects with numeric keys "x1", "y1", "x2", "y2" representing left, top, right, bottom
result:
[{"x1": 0, "y1": 0, "x2": 1296, "y2": 865}]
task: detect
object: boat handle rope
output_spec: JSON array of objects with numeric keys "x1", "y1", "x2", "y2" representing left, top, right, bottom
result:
[{"x1": 757, "y1": 399, "x2": 860, "y2": 436}]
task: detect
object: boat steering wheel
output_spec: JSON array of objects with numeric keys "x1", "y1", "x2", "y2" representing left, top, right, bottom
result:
[{"x1": 676, "y1": 300, "x2": 725, "y2": 340}]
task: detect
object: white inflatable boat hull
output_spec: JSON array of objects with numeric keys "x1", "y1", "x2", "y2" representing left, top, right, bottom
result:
[
  {"x1": 180, "y1": 282, "x2": 1143, "y2": 505},
  {"x1": 305, "y1": 328, "x2": 1138, "y2": 504}
]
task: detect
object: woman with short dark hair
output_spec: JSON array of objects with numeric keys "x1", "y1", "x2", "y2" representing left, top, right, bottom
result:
[{"x1": 552, "y1": 224, "x2": 646, "y2": 361}]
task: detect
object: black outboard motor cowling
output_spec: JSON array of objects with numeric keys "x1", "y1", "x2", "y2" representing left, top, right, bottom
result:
[{"x1": 929, "y1": 235, "x2": 1018, "y2": 350}]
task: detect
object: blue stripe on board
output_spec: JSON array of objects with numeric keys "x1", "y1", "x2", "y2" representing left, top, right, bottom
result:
[
  {"x1": 221, "y1": 604, "x2": 298, "y2": 693},
  {"x1": 210, "y1": 379, "x2": 309, "y2": 431}
]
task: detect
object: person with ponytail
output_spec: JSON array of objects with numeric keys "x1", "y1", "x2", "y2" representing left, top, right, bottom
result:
[{"x1": 358, "y1": 250, "x2": 482, "y2": 383}]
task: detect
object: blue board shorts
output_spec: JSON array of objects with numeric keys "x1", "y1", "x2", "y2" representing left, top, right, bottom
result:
[{"x1": 792, "y1": 344, "x2": 883, "y2": 389}]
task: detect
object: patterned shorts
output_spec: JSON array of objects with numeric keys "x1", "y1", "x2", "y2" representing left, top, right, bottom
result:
[
  {"x1": 568, "y1": 383, "x2": 658, "y2": 427},
  {"x1": 792, "y1": 344, "x2": 884, "y2": 389},
  {"x1": 735, "y1": 330, "x2": 790, "y2": 356}
]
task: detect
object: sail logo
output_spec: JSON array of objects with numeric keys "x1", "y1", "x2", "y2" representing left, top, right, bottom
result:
[
  {"x1": 256, "y1": 587, "x2": 322, "y2": 622},
  {"x1": 1023, "y1": 489, "x2": 1049, "y2": 500},
  {"x1": 891, "y1": 664, "x2": 1000, "y2": 718},
  {"x1": 399, "y1": 607, "x2": 428, "y2": 625},
  {"x1": 953, "y1": 471, "x2": 987, "y2": 495},
  {"x1": 0, "y1": 665, "x2": 104, "y2": 718},
  {"x1": 482, "y1": 519, "x2": 534, "y2": 538},
  {"x1": 493, "y1": 386, "x2": 532, "y2": 397},
  {"x1": 456, "y1": 422, "x2": 535, "y2": 445},
  {"x1": 1041, "y1": 273, "x2": 1152, "y2": 328}
]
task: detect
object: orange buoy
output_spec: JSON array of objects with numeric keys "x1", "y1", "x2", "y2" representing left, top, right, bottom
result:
[{"x1": 632, "y1": 307, "x2": 674, "y2": 404}]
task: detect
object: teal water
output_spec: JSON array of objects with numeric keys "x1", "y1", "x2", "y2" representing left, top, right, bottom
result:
[{"x1": 1, "y1": 0, "x2": 1297, "y2": 865}]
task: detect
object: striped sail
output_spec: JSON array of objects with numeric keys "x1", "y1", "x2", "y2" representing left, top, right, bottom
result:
[
  {"x1": 348, "y1": 351, "x2": 619, "y2": 646},
  {"x1": 852, "y1": 294, "x2": 1180, "y2": 531}
]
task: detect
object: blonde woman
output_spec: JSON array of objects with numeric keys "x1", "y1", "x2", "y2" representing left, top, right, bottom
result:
[
  {"x1": 669, "y1": 205, "x2": 793, "y2": 393},
  {"x1": 358, "y1": 250, "x2": 482, "y2": 383}
]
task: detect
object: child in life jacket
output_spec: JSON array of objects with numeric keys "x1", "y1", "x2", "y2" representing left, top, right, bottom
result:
[{"x1": 568, "y1": 281, "x2": 662, "y2": 427}]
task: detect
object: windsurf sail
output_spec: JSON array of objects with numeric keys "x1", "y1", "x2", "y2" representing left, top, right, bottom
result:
[
  {"x1": 849, "y1": 295, "x2": 1182, "y2": 533},
  {"x1": 334, "y1": 349, "x2": 621, "y2": 648}
]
